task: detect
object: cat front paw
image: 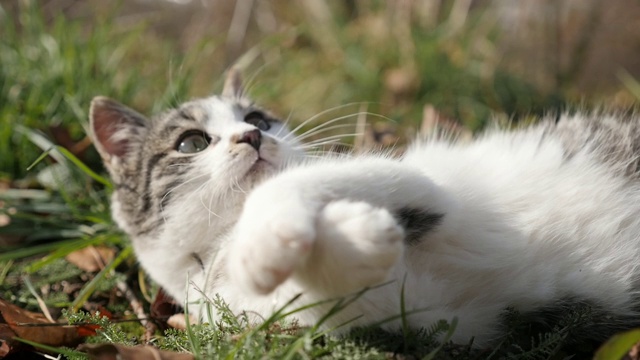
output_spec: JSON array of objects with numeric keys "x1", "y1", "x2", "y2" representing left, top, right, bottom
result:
[
  {"x1": 301, "y1": 200, "x2": 404, "y2": 294},
  {"x1": 227, "y1": 199, "x2": 317, "y2": 295}
]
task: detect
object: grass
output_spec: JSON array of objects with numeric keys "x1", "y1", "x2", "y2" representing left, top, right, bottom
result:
[{"x1": 1, "y1": 1, "x2": 639, "y2": 359}]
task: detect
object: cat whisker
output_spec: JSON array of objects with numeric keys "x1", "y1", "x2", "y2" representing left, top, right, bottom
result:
[
  {"x1": 297, "y1": 142, "x2": 355, "y2": 152},
  {"x1": 274, "y1": 110, "x2": 296, "y2": 139},
  {"x1": 230, "y1": 177, "x2": 247, "y2": 194},
  {"x1": 294, "y1": 123, "x2": 359, "y2": 143},
  {"x1": 304, "y1": 150, "x2": 353, "y2": 158},
  {"x1": 196, "y1": 179, "x2": 222, "y2": 225},
  {"x1": 291, "y1": 110, "x2": 393, "y2": 144},
  {"x1": 297, "y1": 144, "x2": 354, "y2": 154},
  {"x1": 160, "y1": 172, "x2": 210, "y2": 222},
  {"x1": 284, "y1": 103, "x2": 372, "y2": 140},
  {"x1": 298, "y1": 133, "x2": 362, "y2": 148},
  {"x1": 292, "y1": 114, "x2": 359, "y2": 141}
]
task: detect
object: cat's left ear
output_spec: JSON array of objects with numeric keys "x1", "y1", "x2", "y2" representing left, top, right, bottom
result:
[
  {"x1": 90, "y1": 96, "x2": 149, "y2": 168},
  {"x1": 222, "y1": 67, "x2": 244, "y2": 98}
]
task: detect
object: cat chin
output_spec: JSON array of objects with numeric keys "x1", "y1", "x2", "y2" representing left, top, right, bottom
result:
[{"x1": 243, "y1": 158, "x2": 277, "y2": 183}]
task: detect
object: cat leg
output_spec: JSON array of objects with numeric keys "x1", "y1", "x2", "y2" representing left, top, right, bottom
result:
[
  {"x1": 226, "y1": 158, "x2": 452, "y2": 295},
  {"x1": 226, "y1": 199, "x2": 404, "y2": 296},
  {"x1": 227, "y1": 192, "x2": 318, "y2": 295},
  {"x1": 296, "y1": 200, "x2": 404, "y2": 295}
]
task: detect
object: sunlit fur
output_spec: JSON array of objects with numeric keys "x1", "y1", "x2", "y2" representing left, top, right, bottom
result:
[{"x1": 91, "y1": 84, "x2": 640, "y2": 346}]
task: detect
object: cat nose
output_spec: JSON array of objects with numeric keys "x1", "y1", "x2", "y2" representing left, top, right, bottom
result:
[{"x1": 236, "y1": 129, "x2": 262, "y2": 151}]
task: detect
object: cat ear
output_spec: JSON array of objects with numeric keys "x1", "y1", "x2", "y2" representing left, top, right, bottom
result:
[
  {"x1": 90, "y1": 96, "x2": 149, "y2": 165},
  {"x1": 222, "y1": 67, "x2": 244, "y2": 98}
]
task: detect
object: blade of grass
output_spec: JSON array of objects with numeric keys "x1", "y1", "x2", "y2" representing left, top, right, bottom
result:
[
  {"x1": 422, "y1": 317, "x2": 458, "y2": 360},
  {"x1": 17, "y1": 126, "x2": 111, "y2": 188},
  {"x1": 25, "y1": 233, "x2": 120, "y2": 272},
  {"x1": 23, "y1": 275, "x2": 55, "y2": 322},
  {"x1": 0, "y1": 260, "x2": 13, "y2": 285},
  {"x1": 15, "y1": 125, "x2": 66, "y2": 164},
  {"x1": 56, "y1": 146, "x2": 112, "y2": 188},
  {"x1": 25, "y1": 147, "x2": 54, "y2": 172},
  {"x1": 0, "y1": 238, "x2": 95, "y2": 261},
  {"x1": 183, "y1": 274, "x2": 202, "y2": 358},
  {"x1": 618, "y1": 69, "x2": 640, "y2": 100},
  {"x1": 13, "y1": 337, "x2": 86, "y2": 358},
  {"x1": 400, "y1": 273, "x2": 410, "y2": 354},
  {"x1": 71, "y1": 245, "x2": 132, "y2": 312}
]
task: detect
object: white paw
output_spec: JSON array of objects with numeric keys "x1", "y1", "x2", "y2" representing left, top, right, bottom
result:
[
  {"x1": 307, "y1": 201, "x2": 404, "y2": 293},
  {"x1": 228, "y1": 199, "x2": 317, "y2": 295}
]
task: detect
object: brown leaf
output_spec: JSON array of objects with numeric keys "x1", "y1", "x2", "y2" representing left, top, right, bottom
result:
[
  {"x1": 0, "y1": 338, "x2": 11, "y2": 357},
  {"x1": 65, "y1": 246, "x2": 116, "y2": 272},
  {"x1": 166, "y1": 314, "x2": 197, "y2": 331},
  {"x1": 0, "y1": 299, "x2": 83, "y2": 348},
  {"x1": 79, "y1": 343, "x2": 195, "y2": 360},
  {"x1": 0, "y1": 323, "x2": 22, "y2": 356},
  {"x1": 150, "y1": 288, "x2": 181, "y2": 331}
]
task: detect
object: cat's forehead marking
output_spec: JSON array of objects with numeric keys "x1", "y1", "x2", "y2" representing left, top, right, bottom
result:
[{"x1": 203, "y1": 96, "x2": 244, "y2": 125}]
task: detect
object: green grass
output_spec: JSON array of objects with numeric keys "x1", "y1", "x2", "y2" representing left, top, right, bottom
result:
[{"x1": 1, "y1": 1, "x2": 639, "y2": 359}]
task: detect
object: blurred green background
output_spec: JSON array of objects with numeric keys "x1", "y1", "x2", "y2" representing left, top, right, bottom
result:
[
  {"x1": 2, "y1": 0, "x2": 640, "y2": 180},
  {"x1": 0, "y1": 2, "x2": 639, "y2": 357}
]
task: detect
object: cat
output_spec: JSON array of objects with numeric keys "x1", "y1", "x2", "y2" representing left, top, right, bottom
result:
[{"x1": 89, "y1": 69, "x2": 640, "y2": 346}]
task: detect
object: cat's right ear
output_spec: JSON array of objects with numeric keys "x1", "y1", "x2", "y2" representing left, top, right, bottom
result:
[
  {"x1": 222, "y1": 67, "x2": 244, "y2": 98},
  {"x1": 90, "y1": 96, "x2": 149, "y2": 167}
]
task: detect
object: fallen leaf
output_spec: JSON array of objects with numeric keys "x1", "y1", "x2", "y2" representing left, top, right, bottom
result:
[
  {"x1": 0, "y1": 323, "x2": 22, "y2": 356},
  {"x1": 150, "y1": 288, "x2": 181, "y2": 331},
  {"x1": 66, "y1": 246, "x2": 116, "y2": 272},
  {"x1": 79, "y1": 343, "x2": 195, "y2": 360},
  {"x1": 0, "y1": 299, "x2": 84, "y2": 349},
  {"x1": 166, "y1": 314, "x2": 197, "y2": 331},
  {"x1": 75, "y1": 324, "x2": 101, "y2": 337},
  {"x1": 0, "y1": 338, "x2": 10, "y2": 357}
]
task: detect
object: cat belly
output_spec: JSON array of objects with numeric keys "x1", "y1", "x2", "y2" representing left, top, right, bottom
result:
[{"x1": 400, "y1": 128, "x2": 640, "y2": 331}]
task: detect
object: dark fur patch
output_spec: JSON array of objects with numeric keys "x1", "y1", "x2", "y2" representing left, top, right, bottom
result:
[
  {"x1": 395, "y1": 207, "x2": 444, "y2": 245},
  {"x1": 134, "y1": 218, "x2": 164, "y2": 237},
  {"x1": 500, "y1": 298, "x2": 640, "y2": 353},
  {"x1": 191, "y1": 253, "x2": 205, "y2": 270},
  {"x1": 159, "y1": 179, "x2": 183, "y2": 210},
  {"x1": 141, "y1": 152, "x2": 168, "y2": 213}
]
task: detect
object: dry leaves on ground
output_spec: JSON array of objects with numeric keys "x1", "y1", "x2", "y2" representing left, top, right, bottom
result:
[
  {"x1": 0, "y1": 299, "x2": 86, "y2": 357},
  {"x1": 79, "y1": 343, "x2": 195, "y2": 360},
  {"x1": 65, "y1": 246, "x2": 116, "y2": 273}
]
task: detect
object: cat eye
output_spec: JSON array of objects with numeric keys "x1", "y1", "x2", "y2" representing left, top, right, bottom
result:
[
  {"x1": 244, "y1": 111, "x2": 271, "y2": 131},
  {"x1": 175, "y1": 131, "x2": 210, "y2": 154}
]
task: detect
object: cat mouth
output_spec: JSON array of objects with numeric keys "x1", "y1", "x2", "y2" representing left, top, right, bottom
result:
[{"x1": 246, "y1": 157, "x2": 272, "y2": 176}]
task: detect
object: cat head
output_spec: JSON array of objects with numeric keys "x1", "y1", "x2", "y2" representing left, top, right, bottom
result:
[{"x1": 90, "y1": 69, "x2": 301, "y2": 240}]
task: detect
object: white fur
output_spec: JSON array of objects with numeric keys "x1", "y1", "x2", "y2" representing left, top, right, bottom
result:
[{"x1": 132, "y1": 98, "x2": 640, "y2": 346}]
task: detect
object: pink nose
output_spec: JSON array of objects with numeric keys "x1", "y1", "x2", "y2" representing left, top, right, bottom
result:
[{"x1": 237, "y1": 129, "x2": 262, "y2": 151}]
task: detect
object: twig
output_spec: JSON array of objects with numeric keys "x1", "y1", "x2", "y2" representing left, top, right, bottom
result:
[
  {"x1": 23, "y1": 276, "x2": 55, "y2": 323},
  {"x1": 116, "y1": 280, "x2": 156, "y2": 342}
]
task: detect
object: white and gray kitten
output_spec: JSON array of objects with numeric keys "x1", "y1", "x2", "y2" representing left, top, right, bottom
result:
[{"x1": 90, "y1": 70, "x2": 640, "y2": 346}]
